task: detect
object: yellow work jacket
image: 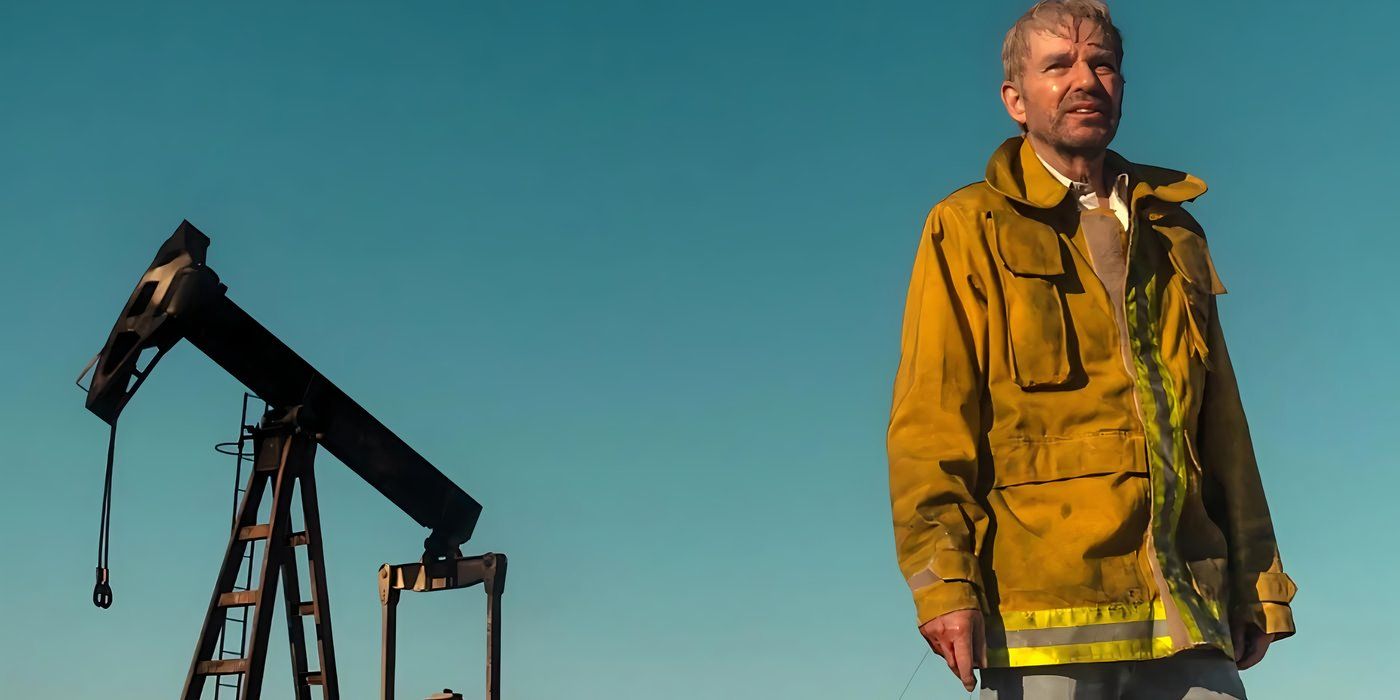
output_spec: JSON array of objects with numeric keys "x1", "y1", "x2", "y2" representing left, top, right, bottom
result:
[{"x1": 887, "y1": 136, "x2": 1297, "y2": 667}]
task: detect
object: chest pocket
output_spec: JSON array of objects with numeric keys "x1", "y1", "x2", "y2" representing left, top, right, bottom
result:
[
  {"x1": 1155, "y1": 222, "x2": 1228, "y2": 366},
  {"x1": 990, "y1": 212, "x2": 1073, "y2": 389}
]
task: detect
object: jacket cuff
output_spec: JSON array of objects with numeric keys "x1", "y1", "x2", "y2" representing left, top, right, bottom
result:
[
  {"x1": 1232, "y1": 571, "x2": 1298, "y2": 639},
  {"x1": 908, "y1": 550, "x2": 985, "y2": 625},
  {"x1": 1234, "y1": 570, "x2": 1298, "y2": 606},
  {"x1": 914, "y1": 581, "x2": 982, "y2": 625},
  {"x1": 1236, "y1": 601, "x2": 1296, "y2": 639}
]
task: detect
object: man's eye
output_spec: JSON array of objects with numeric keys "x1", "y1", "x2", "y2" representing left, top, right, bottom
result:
[{"x1": 1095, "y1": 63, "x2": 1118, "y2": 73}]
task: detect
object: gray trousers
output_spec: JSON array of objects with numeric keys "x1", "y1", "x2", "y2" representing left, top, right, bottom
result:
[{"x1": 978, "y1": 649, "x2": 1246, "y2": 700}]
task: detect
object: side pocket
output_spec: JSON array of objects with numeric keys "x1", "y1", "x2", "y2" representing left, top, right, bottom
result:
[{"x1": 990, "y1": 212, "x2": 1072, "y2": 388}]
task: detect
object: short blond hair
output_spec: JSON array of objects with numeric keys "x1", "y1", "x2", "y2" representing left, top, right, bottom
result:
[{"x1": 1002, "y1": 0, "x2": 1124, "y2": 83}]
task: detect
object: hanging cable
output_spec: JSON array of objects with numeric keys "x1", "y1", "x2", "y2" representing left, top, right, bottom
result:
[
  {"x1": 93, "y1": 420, "x2": 117, "y2": 609},
  {"x1": 895, "y1": 649, "x2": 930, "y2": 700}
]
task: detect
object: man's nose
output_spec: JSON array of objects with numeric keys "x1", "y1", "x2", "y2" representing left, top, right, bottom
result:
[{"x1": 1069, "y1": 60, "x2": 1099, "y2": 90}]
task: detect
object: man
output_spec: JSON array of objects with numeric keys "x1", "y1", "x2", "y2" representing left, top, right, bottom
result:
[{"x1": 886, "y1": 2, "x2": 1297, "y2": 698}]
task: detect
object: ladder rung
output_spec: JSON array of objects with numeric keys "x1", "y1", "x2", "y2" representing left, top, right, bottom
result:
[
  {"x1": 295, "y1": 601, "x2": 316, "y2": 617},
  {"x1": 302, "y1": 671, "x2": 324, "y2": 686},
  {"x1": 197, "y1": 659, "x2": 248, "y2": 675},
  {"x1": 237, "y1": 524, "x2": 270, "y2": 541},
  {"x1": 218, "y1": 590, "x2": 259, "y2": 607},
  {"x1": 288, "y1": 531, "x2": 309, "y2": 547}
]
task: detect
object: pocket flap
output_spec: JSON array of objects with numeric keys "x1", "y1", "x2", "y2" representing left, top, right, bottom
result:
[
  {"x1": 1156, "y1": 225, "x2": 1228, "y2": 295},
  {"x1": 993, "y1": 213, "x2": 1064, "y2": 277},
  {"x1": 988, "y1": 430, "x2": 1148, "y2": 488}
]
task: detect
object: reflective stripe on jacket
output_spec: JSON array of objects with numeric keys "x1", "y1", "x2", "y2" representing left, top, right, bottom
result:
[{"x1": 887, "y1": 136, "x2": 1297, "y2": 667}]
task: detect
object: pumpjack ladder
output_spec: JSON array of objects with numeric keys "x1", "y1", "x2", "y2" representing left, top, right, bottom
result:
[
  {"x1": 184, "y1": 408, "x2": 339, "y2": 700},
  {"x1": 213, "y1": 394, "x2": 261, "y2": 700}
]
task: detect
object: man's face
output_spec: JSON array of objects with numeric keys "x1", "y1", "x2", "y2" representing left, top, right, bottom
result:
[{"x1": 1002, "y1": 19, "x2": 1124, "y2": 154}]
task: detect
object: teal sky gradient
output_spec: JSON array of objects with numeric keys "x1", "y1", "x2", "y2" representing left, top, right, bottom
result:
[{"x1": 2, "y1": 1, "x2": 1393, "y2": 698}]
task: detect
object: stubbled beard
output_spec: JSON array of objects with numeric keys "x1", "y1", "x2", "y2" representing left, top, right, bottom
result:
[{"x1": 1038, "y1": 108, "x2": 1119, "y2": 155}]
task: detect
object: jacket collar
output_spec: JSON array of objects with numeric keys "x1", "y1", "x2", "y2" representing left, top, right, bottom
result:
[{"x1": 984, "y1": 135, "x2": 1208, "y2": 210}]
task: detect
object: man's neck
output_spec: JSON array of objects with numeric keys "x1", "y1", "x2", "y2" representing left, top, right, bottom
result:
[{"x1": 1026, "y1": 133, "x2": 1109, "y2": 199}]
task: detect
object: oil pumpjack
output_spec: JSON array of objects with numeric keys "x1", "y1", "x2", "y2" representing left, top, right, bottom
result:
[{"x1": 77, "y1": 221, "x2": 506, "y2": 700}]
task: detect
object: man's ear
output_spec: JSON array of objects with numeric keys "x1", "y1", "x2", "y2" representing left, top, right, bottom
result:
[{"x1": 1001, "y1": 80, "x2": 1027, "y2": 130}]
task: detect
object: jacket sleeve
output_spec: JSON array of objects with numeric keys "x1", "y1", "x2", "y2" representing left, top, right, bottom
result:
[
  {"x1": 1197, "y1": 297, "x2": 1298, "y2": 639},
  {"x1": 887, "y1": 203, "x2": 990, "y2": 626}
]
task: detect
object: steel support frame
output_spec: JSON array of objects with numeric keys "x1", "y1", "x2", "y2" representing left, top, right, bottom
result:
[
  {"x1": 378, "y1": 552, "x2": 507, "y2": 700},
  {"x1": 182, "y1": 414, "x2": 340, "y2": 700}
]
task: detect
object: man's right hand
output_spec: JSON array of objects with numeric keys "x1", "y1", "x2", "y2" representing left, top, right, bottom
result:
[{"x1": 919, "y1": 608, "x2": 987, "y2": 693}]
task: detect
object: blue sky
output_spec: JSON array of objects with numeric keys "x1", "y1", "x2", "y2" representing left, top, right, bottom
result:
[{"x1": 1, "y1": 1, "x2": 1392, "y2": 698}]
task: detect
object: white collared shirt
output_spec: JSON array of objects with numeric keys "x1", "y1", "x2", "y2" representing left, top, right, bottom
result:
[{"x1": 1034, "y1": 150, "x2": 1131, "y2": 231}]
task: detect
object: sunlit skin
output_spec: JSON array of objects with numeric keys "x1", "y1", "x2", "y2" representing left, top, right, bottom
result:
[
  {"x1": 918, "y1": 18, "x2": 1277, "y2": 691},
  {"x1": 1001, "y1": 18, "x2": 1123, "y2": 206}
]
